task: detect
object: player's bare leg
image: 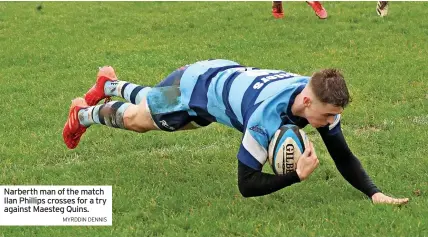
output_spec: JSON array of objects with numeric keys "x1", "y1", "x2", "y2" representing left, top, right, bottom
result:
[
  {"x1": 62, "y1": 94, "x2": 196, "y2": 149},
  {"x1": 62, "y1": 96, "x2": 159, "y2": 149},
  {"x1": 63, "y1": 66, "x2": 159, "y2": 149},
  {"x1": 123, "y1": 99, "x2": 203, "y2": 132},
  {"x1": 63, "y1": 65, "x2": 202, "y2": 149},
  {"x1": 122, "y1": 97, "x2": 159, "y2": 133}
]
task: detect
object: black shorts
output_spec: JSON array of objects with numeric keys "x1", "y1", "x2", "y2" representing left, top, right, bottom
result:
[{"x1": 146, "y1": 66, "x2": 211, "y2": 132}]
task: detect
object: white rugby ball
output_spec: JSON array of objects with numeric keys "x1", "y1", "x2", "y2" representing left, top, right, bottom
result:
[{"x1": 268, "y1": 125, "x2": 309, "y2": 175}]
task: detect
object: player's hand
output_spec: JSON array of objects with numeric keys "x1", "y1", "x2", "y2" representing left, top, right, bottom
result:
[
  {"x1": 296, "y1": 142, "x2": 319, "y2": 181},
  {"x1": 371, "y1": 192, "x2": 409, "y2": 205}
]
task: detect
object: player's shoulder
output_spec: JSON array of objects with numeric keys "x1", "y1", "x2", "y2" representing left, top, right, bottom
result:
[{"x1": 246, "y1": 113, "x2": 282, "y2": 141}]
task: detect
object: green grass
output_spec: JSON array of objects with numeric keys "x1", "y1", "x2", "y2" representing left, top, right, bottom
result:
[{"x1": 1, "y1": 2, "x2": 427, "y2": 236}]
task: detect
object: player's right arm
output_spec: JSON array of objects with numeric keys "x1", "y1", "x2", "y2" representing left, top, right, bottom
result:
[{"x1": 237, "y1": 128, "x2": 318, "y2": 197}]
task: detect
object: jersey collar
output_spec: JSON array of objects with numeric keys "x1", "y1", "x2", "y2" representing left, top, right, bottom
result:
[{"x1": 282, "y1": 84, "x2": 309, "y2": 128}]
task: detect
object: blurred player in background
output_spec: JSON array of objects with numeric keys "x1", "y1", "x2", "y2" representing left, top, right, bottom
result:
[
  {"x1": 376, "y1": 1, "x2": 389, "y2": 17},
  {"x1": 272, "y1": 1, "x2": 327, "y2": 19}
]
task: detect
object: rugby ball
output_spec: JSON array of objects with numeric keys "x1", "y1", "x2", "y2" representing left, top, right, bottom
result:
[{"x1": 268, "y1": 125, "x2": 309, "y2": 175}]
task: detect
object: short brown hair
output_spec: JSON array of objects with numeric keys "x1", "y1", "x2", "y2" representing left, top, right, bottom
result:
[{"x1": 309, "y1": 68, "x2": 350, "y2": 108}]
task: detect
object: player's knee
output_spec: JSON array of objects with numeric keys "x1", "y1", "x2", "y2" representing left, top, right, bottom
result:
[{"x1": 123, "y1": 106, "x2": 149, "y2": 133}]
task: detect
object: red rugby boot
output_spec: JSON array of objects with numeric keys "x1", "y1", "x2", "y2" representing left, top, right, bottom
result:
[
  {"x1": 84, "y1": 66, "x2": 118, "y2": 106},
  {"x1": 63, "y1": 98, "x2": 88, "y2": 149}
]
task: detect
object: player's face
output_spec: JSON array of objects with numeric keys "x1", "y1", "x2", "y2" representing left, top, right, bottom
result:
[{"x1": 304, "y1": 97, "x2": 343, "y2": 128}]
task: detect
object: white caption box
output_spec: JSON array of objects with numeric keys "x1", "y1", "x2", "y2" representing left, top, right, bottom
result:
[{"x1": 0, "y1": 185, "x2": 112, "y2": 226}]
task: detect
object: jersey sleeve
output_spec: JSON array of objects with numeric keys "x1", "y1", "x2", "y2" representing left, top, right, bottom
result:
[
  {"x1": 237, "y1": 98, "x2": 284, "y2": 171},
  {"x1": 237, "y1": 125, "x2": 269, "y2": 171},
  {"x1": 317, "y1": 117, "x2": 381, "y2": 197}
]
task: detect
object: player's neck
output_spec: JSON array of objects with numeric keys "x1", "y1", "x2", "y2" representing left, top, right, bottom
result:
[{"x1": 291, "y1": 87, "x2": 308, "y2": 119}]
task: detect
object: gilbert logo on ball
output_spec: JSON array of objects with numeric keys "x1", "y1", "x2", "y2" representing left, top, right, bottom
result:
[{"x1": 268, "y1": 125, "x2": 309, "y2": 175}]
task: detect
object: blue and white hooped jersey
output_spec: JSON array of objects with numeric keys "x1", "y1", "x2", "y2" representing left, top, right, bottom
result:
[{"x1": 179, "y1": 59, "x2": 339, "y2": 170}]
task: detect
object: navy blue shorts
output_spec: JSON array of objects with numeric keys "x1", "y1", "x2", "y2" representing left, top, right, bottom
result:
[{"x1": 146, "y1": 66, "x2": 211, "y2": 132}]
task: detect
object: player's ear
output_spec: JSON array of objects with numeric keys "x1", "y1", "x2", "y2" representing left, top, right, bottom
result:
[{"x1": 303, "y1": 96, "x2": 311, "y2": 108}]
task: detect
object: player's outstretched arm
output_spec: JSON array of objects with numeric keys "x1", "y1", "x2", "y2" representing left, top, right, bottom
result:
[{"x1": 317, "y1": 125, "x2": 409, "y2": 205}]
